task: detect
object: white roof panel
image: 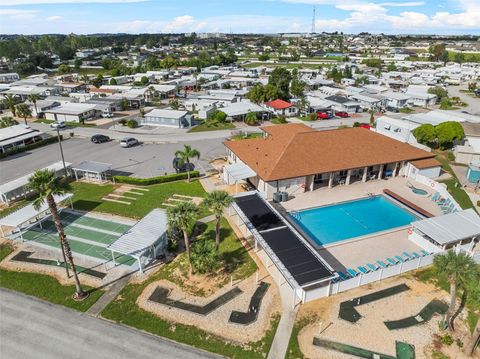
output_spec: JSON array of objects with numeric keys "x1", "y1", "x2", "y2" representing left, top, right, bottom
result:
[
  {"x1": 413, "y1": 209, "x2": 480, "y2": 245},
  {"x1": 107, "y1": 208, "x2": 167, "y2": 256}
]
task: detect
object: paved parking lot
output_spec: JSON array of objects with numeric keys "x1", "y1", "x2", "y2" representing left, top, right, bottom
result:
[{"x1": 1, "y1": 137, "x2": 226, "y2": 183}]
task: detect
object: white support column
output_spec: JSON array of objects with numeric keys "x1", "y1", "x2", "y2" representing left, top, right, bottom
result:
[
  {"x1": 392, "y1": 162, "x2": 398, "y2": 177},
  {"x1": 111, "y1": 250, "x2": 116, "y2": 266},
  {"x1": 378, "y1": 164, "x2": 384, "y2": 180},
  {"x1": 328, "y1": 173, "x2": 334, "y2": 188},
  {"x1": 138, "y1": 256, "x2": 143, "y2": 274},
  {"x1": 346, "y1": 170, "x2": 352, "y2": 186},
  {"x1": 362, "y1": 167, "x2": 368, "y2": 182}
]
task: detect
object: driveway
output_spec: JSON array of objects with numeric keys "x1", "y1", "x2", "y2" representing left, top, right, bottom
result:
[
  {"x1": 0, "y1": 289, "x2": 221, "y2": 359},
  {"x1": 447, "y1": 85, "x2": 480, "y2": 115},
  {"x1": 0, "y1": 137, "x2": 226, "y2": 183}
]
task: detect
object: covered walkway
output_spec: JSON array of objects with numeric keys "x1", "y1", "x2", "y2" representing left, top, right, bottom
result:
[
  {"x1": 72, "y1": 161, "x2": 112, "y2": 183},
  {"x1": 223, "y1": 163, "x2": 256, "y2": 193}
]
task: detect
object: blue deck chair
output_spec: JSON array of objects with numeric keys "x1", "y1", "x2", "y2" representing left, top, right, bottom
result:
[
  {"x1": 376, "y1": 260, "x2": 388, "y2": 268},
  {"x1": 395, "y1": 255, "x2": 406, "y2": 263},
  {"x1": 411, "y1": 252, "x2": 421, "y2": 259},
  {"x1": 338, "y1": 272, "x2": 350, "y2": 281},
  {"x1": 403, "y1": 252, "x2": 414, "y2": 260},
  {"x1": 431, "y1": 192, "x2": 440, "y2": 201},
  {"x1": 357, "y1": 266, "x2": 370, "y2": 274},
  {"x1": 420, "y1": 249, "x2": 430, "y2": 256},
  {"x1": 367, "y1": 263, "x2": 379, "y2": 271},
  {"x1": 386, "y1": 257, "x2": 399, "y2": 266},
  {"x1": 347, "y1": 268, "x2": 359, "y2": 277}
]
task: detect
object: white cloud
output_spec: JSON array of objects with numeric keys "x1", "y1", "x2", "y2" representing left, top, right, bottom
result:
[
  {"x1": 0, "y1": 0, "x2": 146, "y2": 5},
  {"x1": 47, "y1": 15, "x2": 62, "y2": 21}
]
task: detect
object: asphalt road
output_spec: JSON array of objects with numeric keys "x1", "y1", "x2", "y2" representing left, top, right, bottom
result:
[
  {"x1": 1, "y1": 137, "x2": 226, "y2": 184},
  {"x1": 0, "y1": 289, "x2": 222, "y2": 359}
]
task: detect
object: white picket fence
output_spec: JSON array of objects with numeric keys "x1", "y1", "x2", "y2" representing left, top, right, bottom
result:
[
  {"x1": 328, "y1": 254, "x2": 435, "y2": 296},
  {"x1": 410, "y1": 173, "x2": 462, "y2": 211}
]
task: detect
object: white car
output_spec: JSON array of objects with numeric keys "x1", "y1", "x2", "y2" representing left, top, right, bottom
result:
[
  {"x1": 102, "y1": 112, "x2": 113, "y2": 118},
  {"x1": 120, "y1": 137, "x2": 139, "y2": 148},
  {"x1": 50, "y1": 121, "x2": 66, "y2": 129}
]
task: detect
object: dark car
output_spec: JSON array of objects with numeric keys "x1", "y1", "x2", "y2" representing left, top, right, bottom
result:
[
  {"x1": 91, "y1": 134, "x2": 110, "y2": 144},
  {"x1": 335, "y1": 111, "x2": 349, "y2": 118},
  {"x1": 386, "y1": 106, "x2": 399, "y2": 113},
  {"x1": 173, "y1": 157, "x2": 195, "y2": 173}
]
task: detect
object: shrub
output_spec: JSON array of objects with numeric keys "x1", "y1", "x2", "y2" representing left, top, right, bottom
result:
[
  {"x1": 190, "y1": 239, "x2": 220, "y2": 274},
  {"x1": 112, "y1": 171, "x2": 200, "y2": 185},
  {"x1": 127, "y1": 119, "x2": 138, "y2": 128},
  {"x1": 440, "y1": 334, "x2": 454, "y2": 346},
  {"x1": 276, "y1": 115, "x2": 287, "y2": 124},
  {"x1": 309, "y1": 113, "x2": 317, "y2": 121},
  {"x1": 353, "y1": 122, "x2": 360, "y2": 127},
  {"x1": 118, "y1": 118, "x2": 127, "y2": 126}
]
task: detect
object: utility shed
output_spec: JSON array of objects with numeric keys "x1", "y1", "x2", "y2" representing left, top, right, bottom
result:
[
  {"x1": 107, "y1": 208, "x2": 168, "y2": 273},
  {"x1": 410, "y1": 209, "x2": 480, "y2": 252}
]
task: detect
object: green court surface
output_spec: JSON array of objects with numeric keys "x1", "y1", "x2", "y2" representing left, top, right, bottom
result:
[
  {"x1": 19, "y1": 212, "x2": 135, "y2": 266},
  {"x1": 59, "y1": 212, "x2": 131, "y2": 234}
]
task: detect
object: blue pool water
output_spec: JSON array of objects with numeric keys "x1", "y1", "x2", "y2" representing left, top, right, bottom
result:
[{"x1": 289, "y1": 196, "x2": 418, "y2": 246}]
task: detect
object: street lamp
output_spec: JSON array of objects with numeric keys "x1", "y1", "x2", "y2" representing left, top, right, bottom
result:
[{"x1": 56, "y1": 126, "x2": 68, "y2": 177}]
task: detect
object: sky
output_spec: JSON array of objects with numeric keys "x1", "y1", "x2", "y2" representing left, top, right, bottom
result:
[{"x1": 0, "y1": 0, "x2": 479, "y2": 35}]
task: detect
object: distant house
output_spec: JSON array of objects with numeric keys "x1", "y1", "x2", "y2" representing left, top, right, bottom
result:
[
  {"x1": 141, "y1": 109, "x2": 192, "y2": 128},
  {"x1": 454, "y1": 122, "x2": 480, "y2": 165},
  {"x1": 0, "y1": 73, "x2": 20, "y2": 84},
  {"x1": 349, "y1": 93, "x2": 384, "y2": 110},
  {"x1": 325, "y1": 95, "x2": 360, "y2": 114},
  {"x1": 264, "y1": 99, "x2": 298, "y2": 117},
  {"x1": 404, "y1": 86, "x2": 437, "y2": 107},
  {"x1": 0, "y1": 125, "x2": 44, "y2": 154},
  {"x1": 381, "y1": 91, "x2": 410, "y2": 109},
  {"x1": 44, "y1": 103, "x2": 98, "y2": 123},
  {"x1": 220, "y1": 101, "x2": 271, "y2": 121}
]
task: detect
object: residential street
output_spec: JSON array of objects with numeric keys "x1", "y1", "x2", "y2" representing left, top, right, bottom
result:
[
  {"x1": 1, "y1": 137, "x2": 226, "y2": 183},
  {"x1": 0, "y1": 289, "x2": 222, "y2": 359}
]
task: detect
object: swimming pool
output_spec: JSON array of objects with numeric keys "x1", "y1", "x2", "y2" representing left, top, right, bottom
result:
[{"x1": 289, "y1": 196, "x2": 418, "y2": 246}]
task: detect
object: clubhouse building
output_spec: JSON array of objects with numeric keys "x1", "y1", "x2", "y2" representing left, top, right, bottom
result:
[{"x1": 224, "y1": 123, "x2": 441, "y2": 199}]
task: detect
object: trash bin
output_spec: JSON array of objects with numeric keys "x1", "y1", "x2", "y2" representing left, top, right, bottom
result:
[
  {"x1": 273, "y1": 192, "x2": 282, "y2": 203},
  {"x1": 281, "y1": 191, "x2": 288, "y2": 202}
]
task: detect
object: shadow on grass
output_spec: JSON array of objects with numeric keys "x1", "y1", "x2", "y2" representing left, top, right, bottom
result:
[{"x1": 71, "y1": 199, "x2": 103, "y2": 212}]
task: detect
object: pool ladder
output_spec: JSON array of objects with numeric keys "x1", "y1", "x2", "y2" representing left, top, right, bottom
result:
[{"x1": 290, "y1": 211, "x2": 301, "y2": 220}]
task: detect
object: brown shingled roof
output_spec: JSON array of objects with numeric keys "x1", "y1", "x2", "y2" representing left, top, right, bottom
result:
[
  {"x1": 224, "y1": 125, "x2": 436, "y2": 181},
  {"x1": 410, "y1": 158, "x2": 441, "y2": 169}
]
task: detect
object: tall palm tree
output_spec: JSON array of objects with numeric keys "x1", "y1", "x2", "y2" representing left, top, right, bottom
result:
[
  {"x1": 16, "y1": 103, "x2": 32, "y2": 125},
  {"x1": 203, "y1": 190, "x2": 233, "y2": 250},
  {"x1": 27, "y1": 94, "x2": 39, "y2": 118},
  {"x1": 175, "y1": 144, "x2": 200, "y2": 182},
  {"x1": 167, "y1": 201, "x2": 199, "y2": 270},
  {"x1": 433, "y1": 251, "x2": 477, "y2": 331},
  {"x1": 27, "y1": 169, "x2": 87, "y2": 300},
  {"x1": 2, "y1": 94, "x2": 17, "y2": 117}
]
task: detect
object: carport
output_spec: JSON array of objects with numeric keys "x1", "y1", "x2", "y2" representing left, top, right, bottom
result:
[
  {"x1": 223, "y1": 163, "x2": 256, "y2": 193},
  {"x1": 0, "y1": 193, "x2": 73, "y2": 238},
  {"x1": 0, "y1": 161, "x2": 71, "y2": 204},
  {"x1": 72, "y1": 161, "x2": 112, "y2": 183},
  {"x1": 107, "y1": 208, "x2": 168, "y2": 273}
]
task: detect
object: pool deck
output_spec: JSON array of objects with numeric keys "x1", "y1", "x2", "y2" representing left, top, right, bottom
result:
[
  {"x1": 280, "y1": 177, "x2": 439, "y2": 271},
  {"x1": 282, "y1": 177, "x2": 443, "y2": 217}
]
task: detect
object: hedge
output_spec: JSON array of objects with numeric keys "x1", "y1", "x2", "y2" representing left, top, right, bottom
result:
[
  {"x1": 0, "y1": 135, "x2": 62, "y2": 159},
  {"x1": 113, "y1": 171, "x2": 200, "y2": 185}
]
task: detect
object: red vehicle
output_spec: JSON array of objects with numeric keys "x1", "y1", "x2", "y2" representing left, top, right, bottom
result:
[
  {"x1": 335, "y1": 111, "x2": 349, "y2": 118},
  {"x1": 359, "y1": 123, "x2": 371, "y2": 129},
  {"x1": 316, "y1": 112, "x2": 329, "y2": 119}
]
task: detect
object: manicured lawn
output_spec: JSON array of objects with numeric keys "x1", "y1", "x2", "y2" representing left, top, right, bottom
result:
[
  {"x1": 101, "y1": 219, "x2": 277, "y2": 358},
  {"x1": 188, "y1": 121, "x2": 236, "y2": 133},
  {"x1": 0, "y1": 243, "x2": 103, "y2": 312},
  {"x1": 71, "y1": 180, "x2": 208, "y2": 219},
  {"x1": 230, "y1": 133, "x2": 263, "y2": 141},
  {"x1": 35, "y1": 119, "x2": 96, "y2": 127},
  {"x1": 439, "y1": 178, "x2": 475, "y2": 210}
]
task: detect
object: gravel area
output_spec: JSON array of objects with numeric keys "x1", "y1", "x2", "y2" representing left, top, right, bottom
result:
[
  {"x1": 296, "y1": 276, "x2": 474, "y2": 359},
  {"x1": 137, "y1": 274, "x2": 280, "y2": 344}
]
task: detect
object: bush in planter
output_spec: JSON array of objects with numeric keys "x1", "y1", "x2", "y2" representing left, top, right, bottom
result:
[
  {"x1": 113, "y1": 171, "x2": 200, "y2": 185},
  {"x1": 309, "y1": 113, "x2": 317, "y2": 121},
  {"x1": 118, "y1": 118, "x2": 127, "y2": 126},
  {"x1": 127, "y1": 119, "x2": 138, "y2": 128}
]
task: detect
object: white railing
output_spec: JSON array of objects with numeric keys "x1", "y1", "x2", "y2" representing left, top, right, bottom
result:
[
  {"x1": 410, "y1": 173, "x2": 462, "y2": 211},
  {"x1": 328, "y1": 253, "x2": 436, "y2": 296}
]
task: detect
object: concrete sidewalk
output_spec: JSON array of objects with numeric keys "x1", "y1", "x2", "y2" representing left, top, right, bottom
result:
[{"x1": 87, "y1": 274, "x2": 131, "y2": 317}]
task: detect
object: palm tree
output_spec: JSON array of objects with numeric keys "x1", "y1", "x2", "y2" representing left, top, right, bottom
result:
[
  {"x1": 244, "y1": 111, "x2": 258, "y2": 126},
  {"x1": 0, "y1": 116, "x2": 17, "y2": 128},
  {"x1": 16, "y1": 103, "x2": 32, "y2": 125},
  {"x1": 27, "y1": 170, "x2": 87, "y2": 300},
  {"x1": 2, "y1": 94, "x2": 17, "y2": 117},
  {"x1": 433, "y1": 251, "x2": 477, "y2": 331},
  {"x1": 27, "y1": 94, "x2": 39, "y2": 118},
  {"x1": 203, "y1": 190, "x2": 234, "y2": 250},
  {"x1": 175, "y1": 144, "x2": 200, "y2": 182},
  {"x1": 167, "y1": 201, "x2": 199, "y2": 270}
]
